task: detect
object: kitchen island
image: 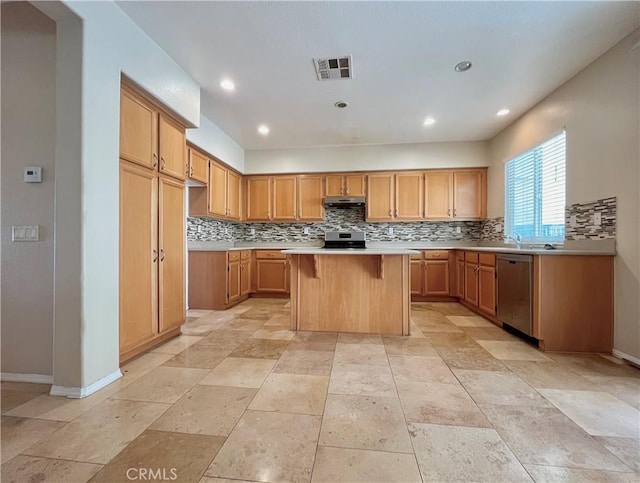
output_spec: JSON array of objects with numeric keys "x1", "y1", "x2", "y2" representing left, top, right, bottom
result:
[{"x1": 282, "y1": 248, "x2": 419, "y2": 335}]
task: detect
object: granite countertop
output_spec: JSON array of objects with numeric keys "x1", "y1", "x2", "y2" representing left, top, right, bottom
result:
[{"x1": 281, "y1": 248, "x2": 420, "y2": 255}]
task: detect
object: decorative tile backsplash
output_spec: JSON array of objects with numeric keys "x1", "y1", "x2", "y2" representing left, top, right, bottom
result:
[
  {"x1": 187, "y1": 217, "x2": 237, "y2": 242},
  {"x1": 565, "y1": 197, "x2": 616, "y2": 240},
  {"x1": 480, "y1": 217, "x2": 504, "y2": 242}
]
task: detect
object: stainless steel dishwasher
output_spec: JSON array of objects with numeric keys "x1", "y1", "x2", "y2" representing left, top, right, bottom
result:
[{"x1": 497, "y1": 254, "x2": 533, "y2": 336}]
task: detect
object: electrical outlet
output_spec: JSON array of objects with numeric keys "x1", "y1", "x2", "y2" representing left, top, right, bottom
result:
[
  {"x1": 303, "y1": 227, "x2": 310, "y2": 235},
  {"x1": 197, "y1": 225, "x2": 202, "y2": 233},
  {"x1": 224, "y1": 227, "x2": 229, "y2": 235},
  {"x1": 387, "y1": 227, "x2": 394, "y2": 236},
  {"x1": 569, "y1": 215, "x2": 577, "y2": 228},
  {"x1": 250, "y1": 228, "x2": 256, "y2": 235},
  {"x1": 456, "y1": 226, "x2": 461, "y2": 234},
  {"x1": 593, "y1": 212, "x2": 602, "y2": 226}
]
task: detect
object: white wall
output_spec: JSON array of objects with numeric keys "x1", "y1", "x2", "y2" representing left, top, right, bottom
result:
[
  {"x1": 187, "y1": 115, "x2": 245, "y2": 172},
  {"x1": 488, "y1": 30, "x2": 640, "y2": 359},
  {"x1": 1, "y1": 3, "x2": 56, "y2": 378},
  {"x1": 245, "y1": 141, "x2": 488, "y2": 174},
  {"x1": 33, "y1": 0, "x2": 201, "y2": 390}
]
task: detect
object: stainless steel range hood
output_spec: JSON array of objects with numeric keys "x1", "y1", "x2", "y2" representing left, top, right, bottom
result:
[{"x1": 323, "y1": 196, "x2": 365, "y2": 207}]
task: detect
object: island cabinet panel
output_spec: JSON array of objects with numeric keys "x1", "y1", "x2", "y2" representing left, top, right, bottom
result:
[
  {"x1": 453, "y1": 170, "x2": 484, "y2": 219},
  {"x1": 424, "y1": 171, "x2": 452, "y2": 219},
  {"x1": 158, "y1": 113, "x2": 186, "y2": 181},
  {"x1": 290, "y1": 254, "x2": 410, "y2": 335},
  {"x1": 395, "y1": 172, "x2": 424, "y2": 219},
  {"x1": 246, "y1": 177, "x2": 272, "y2": 221},
  {"x1": 187, "y1": 148, "x2": 208, "y2": 184},
  {"x1": 120, "y1": 87, "x2": 157, "y2": 169},
  {"x1": 366, "y1": 174, "x2": 394, "y2": 221},
  {"x1": 297, "y1": 175, "x2": 324, "y2": 221}
]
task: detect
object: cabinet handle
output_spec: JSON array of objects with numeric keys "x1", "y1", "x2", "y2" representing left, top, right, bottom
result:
[
  {"x1": 152, "y1": 153, "x2": 158, "y2": 168},
  {"x1": 153, "y1": 249, "x2": 158, "y2": 262},
  {"x1": 448, "y1": 209, "x2": 451, "y2": 216},
  {"x1": 160, "y1": 249, "x2": 165, "y2": 262},
  {"x1": 388, "y1": 209, "x2": 392, "y2": 217},
  {"x1": 394, "y1": 209, "x2": 398, "y2": 217},
  {"x1": 160, "y1": 157, "x2": 166, "y2": 170},
  {"x1": 189, "y1": 165, "x2": 193, "y2": 176},
  {"x1": 345, "y1": 187, "x2": 349, "y2": 194},
  {"x1": 453, "y1": 208, "x2": 457, "y2": 217}
]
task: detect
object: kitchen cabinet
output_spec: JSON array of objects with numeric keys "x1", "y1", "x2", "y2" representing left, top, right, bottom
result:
[
  {"x1": 188, "y1": 147, "x2": 208, "y2": 184},
  {"x1": 367, "y1": 172, "x2": 423, "y2": 221},
  {"x1": 272, "y1": 176, "x2": 297, "y2": 220},
  {"x1": 424, "y1": 171, "x2": 452, "y2": 219},
  {"x1": 456, "y1": 252, "x2": 465, "y2": 298},
  {"x1": 464, "y1": 251, "x2": 479, "y2": 306},
  {"x1": 297, "y1": 175, "x2": 324, "y2": 221},
  {"x1": 477, "y1": 253, "x2": 496, "y2": 316},
  {"x1": 227, "y1": 170, "x2": 242, "y2": 220},
  {"x1": 246, "y1": 177, "x2": 272, "y2": 221},
  {"x1": 324, "y1": 174, "x2": 366, "y2": 197},
  {"x1": 188, "y1": 250, "x2": 252, "y2": 310},
  {"x1": 453, "y1": 170, "x2": 485, "y2": 219},
  {"x1": 410, "y1": 255, "x2": 423, "y2": 296},
  {"x1": 255, "y1": 250, "x2": 289, "y2": 293},
  {"x1": 119, "y1": 82, "x2": 187, "y2": 362},
  {"x1": 424, "y1": 251, "x2": 450, "y2": 295},
  {"x1": 208, "y1": 160, "x2": 228, "y2": 218}
]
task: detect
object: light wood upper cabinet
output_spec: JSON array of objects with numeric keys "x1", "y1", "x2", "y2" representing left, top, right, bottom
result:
[
  {"x1": 345, "y1": 175, "x2": 366, "y2": 196},
  {"x1": 453, "y1": 170, "x2": 485, "y2": 219},
  {"x1": 120, "y1": 88, "x2": 157, "y2": 169},
  {"x1": 158, "y1": 175, "x2": 185, "y2": 333},
  {"x1": 158, "y1": 113, "x2": 186, "y2": 180},
  {"x1": 367, "y1": 174, "x2": 394, "y2": 221},
  {"x1": 324, "y1": 175, "x2": 345, "y2": 196},
  {"x1": 188, "y1": 148, "x2": 208, "y2": 184},
  {"x1": 272, "y1": 176, "x2": 297, "y2": 221},
  {"x1": 425, "y1": 171, "x2": 452, "y2": 219},
  {"x1": 227, "y1": 170, "x2": 241, "y2": 220},
  {"x1": 208, "y1": 161, "x2": 228, "y2": 218},
  {"x1": 119, "y1": 161, "x2": 159, "y2": 353},
  {"x1": 395, "y1": 172, "x2": 423, "y2": 219},
  {"x1": 297, "y1": 175, "x2": 324, "y2": 221},
  {"x1": 246, "y1": 177, "x2": 272, "y2": 221}
]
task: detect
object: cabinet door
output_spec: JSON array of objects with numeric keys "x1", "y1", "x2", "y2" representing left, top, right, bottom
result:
[
  {"x1": 395, "y1": 172, "x2": 423, "y2": 219},
  {"x1": 345, "y1": 174, "x2": 366, "y2": 196},
  {"x1": 246, "y1": 177, "x2": 271, "y2": 221},
  {"x1": 256, "y1": 260, "x2": 288, "y2": 292},
  {"x1": 425, "y1": 171, "x2": 452, "y2": 219},
  {"x1": 227, "y1": 170, "x2": 241, "y2": 220},
  {"x1": 208, "y1": 161, "x2": 227, "y2": 218},
  {"x1": 366, "y1": 174, "x2": 394, "y2": 221},
  {"x1": 464, "y1": 262, "x2": 479, "y2": 306},
  {"x1": 453, "y1": 170, "x2": 483, "y2": 219},
  {"x1": 324, "y1": 175, "x2": 344, "y2": 196},
  {"x1": 410, "y1": 260, "x2": 424, "y2": 295},
  {"x1": 298, "y1": 175, "x2": 324, "y2": 221},
  {"x1": 478, "y1": 266, "x2": 496, "y2": 316},
  {"x1": 425, "y1": 261, "x2": 450, "y2": 295},
  {"x1": 240, "y1": 260, "x2": 251, "y2": 297},
  {"x1": 228, "y1": 260, "x2": 241, "y2": 303},
  {"x1": 120, "y1": 88, "x2": 157, "y2": 169},
  {"x1": 456, "y1": 260, "x2": 465, "y2": 298},
  {"x1": 119, "y1": 161, "x2": 158, "y2": 354},
  {"x1": 272, "y1": 176, "x2": 297, "y2": 221},
  {"x1": 188, "y1": 148, "x2": 208, "y2": 184},
  {"x1": 158, "y1": 113, "x2": 186, "y2": 180},
  {"x1": 158, "y1": 175, "x2": 186, "y2": 333}
]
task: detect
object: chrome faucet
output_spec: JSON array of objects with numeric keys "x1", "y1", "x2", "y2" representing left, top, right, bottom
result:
[{"x1": 505, "y1": 234, "x2": 523, "y2": 249}]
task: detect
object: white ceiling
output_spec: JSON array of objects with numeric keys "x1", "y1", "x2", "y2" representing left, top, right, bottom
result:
[{"x1": 116, "y1": 1, "x2": 639, "y2": 150}]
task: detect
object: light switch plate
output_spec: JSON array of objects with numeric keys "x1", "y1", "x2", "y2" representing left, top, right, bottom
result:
[
  {"x1": 250, "y1": 228, "x2": 256, "y2": 235},
  {"x1": 12, "y1": 225, "x2": 39, "y2": 241},
  {"x1": 387, "y1": 227, "x2": 394, "y2": 235},
  {"x1": 24, "y1": 166, "x2": 43, "y2": 183},
  {"x1": 303, "y1": 227, "x2": 310, "y2": 235},
  {"x1": 569, "y1": 215, "x2": 577, "y2": 227},
  {"x1": 456, "y1": 226, "x2": 462, "y2": 234},
  {"x1": 593, "y1": 212, "x2": 602, "y2": 226}
]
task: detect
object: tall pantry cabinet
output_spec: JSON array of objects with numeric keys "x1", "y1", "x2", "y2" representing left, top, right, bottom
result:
[{"x1": 119, "y1": 83, "x2": 186, "y2": 362}]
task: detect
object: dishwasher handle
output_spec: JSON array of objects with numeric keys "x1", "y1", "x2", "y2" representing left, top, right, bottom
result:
[{"x1": 497, "y1": 253, "x2": 533, "y2": 263}]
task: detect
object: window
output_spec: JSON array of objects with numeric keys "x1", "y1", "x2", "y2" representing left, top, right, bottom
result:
[{"x1": 505, "y1": 131, "x2": 566, "y2": 243}]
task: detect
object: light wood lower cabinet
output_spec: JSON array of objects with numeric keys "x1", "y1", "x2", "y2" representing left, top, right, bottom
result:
[
  {"x1": 464, "y1": 257, "x2": 479, "y2": 306},
  {"x1": 227, "y1": 260, "x2": 241, "y2": 304},
  {"x1": 410, "y1": 251, "x2": 451, "y2": 298},
  {"x1": 424, "y1": 260, "x2": 450, "y2": 295},
  {"x1": 255, "y1": 251, "x2": 289, "y2": 293},
  {"x1": 410, "y1": 259, "x2": 423, "y2": 295},
  {"x1": 240, "y1": 258, "x2": 251, "y2": 297}
]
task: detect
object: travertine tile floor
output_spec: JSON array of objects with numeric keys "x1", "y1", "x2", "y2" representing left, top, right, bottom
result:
[{"x1": 2, "y1": 300, "x2": 639, "y2": 482}]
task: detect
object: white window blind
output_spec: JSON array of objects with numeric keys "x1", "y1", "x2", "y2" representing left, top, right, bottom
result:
[{"x1": 504, "y1": 131, "x2": 566, "y2": 243}]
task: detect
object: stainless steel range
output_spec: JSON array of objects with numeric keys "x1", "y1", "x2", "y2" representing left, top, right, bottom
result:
[{"x1": 323, "y1": 231, "x2": 367, "y2": 249}]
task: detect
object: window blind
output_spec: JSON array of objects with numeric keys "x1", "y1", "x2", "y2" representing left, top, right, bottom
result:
[{"x1": 504, "y1": 131, "x2": 566, "y2": 243}]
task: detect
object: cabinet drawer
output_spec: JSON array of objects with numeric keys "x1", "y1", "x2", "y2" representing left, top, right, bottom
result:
[
  {"x1": 456, "y1": 251, "x2": 465, "y2": 261},
  {"x1": 410, "y1": 252, "x2": 423, "y2": 260},
  {"x1": 424, "y1": 250, "x2": 449, "y2": 260},
  {"x1": 255, "y1": 250, "x2": 287, "y2": 260},
  {"x1": 240, "y1": 250, "x2": 251, "y2": 260},
  {"x1": 479, "y1": 253, "x2": 496, "y2": 267},
  {"x1": 228, "y1": 251, "x2": 241, "y2": 262},
  {"x1": 465, "y1": 251, "x2": 479, "y2": 263}
]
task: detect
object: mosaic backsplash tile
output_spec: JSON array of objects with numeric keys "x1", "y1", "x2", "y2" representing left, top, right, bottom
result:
[
  {"x1": 480, "y1": 217, "x2": 504, "y2": 242},
  {"x1": 187, "y1": 217, "x2": 237, "y2": 242},
  {"x1": 565, "y1": 197, "x2": 616, "y2": 240}
]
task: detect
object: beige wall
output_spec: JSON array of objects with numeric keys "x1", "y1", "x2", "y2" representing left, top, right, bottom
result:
[
  {"x1": 488, "y1": 30, "x2": 640, "y2": 359},
  {"x1": 245, "y1": 141, "x2": 488, "y2": 174},
  {"x1": 1, "y1": 3, "x2": 57, "y2": 377}
]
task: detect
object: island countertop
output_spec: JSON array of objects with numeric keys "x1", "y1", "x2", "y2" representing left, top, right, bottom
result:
[{"x1": 281, "y1": 248, "x2": 420, "y2": 255}]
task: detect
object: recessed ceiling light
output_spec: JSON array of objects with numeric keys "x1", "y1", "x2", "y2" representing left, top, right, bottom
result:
[
  {"x1": 220, "y1": 79, "x2": 235, "y2": 91},
  {"x1": 496, "y1": 108, "x2": 510, "y2": 116},
  {"x1": 334, "y1": 101, "x2": 349, "y2": 108},
  {"x1": 423, "y1": 117, "x2": 436, "y2": 126},
  {"x1": 257, "y1": 125, "x2": 270, "y2": 135},
  {"x1": 454, "y1": 61, "x2": 472, "y2": 72}
]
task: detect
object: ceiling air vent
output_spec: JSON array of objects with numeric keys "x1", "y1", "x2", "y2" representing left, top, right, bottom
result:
[{"x1": 313, "y1": 55, "x2": 352, "y2": 80}]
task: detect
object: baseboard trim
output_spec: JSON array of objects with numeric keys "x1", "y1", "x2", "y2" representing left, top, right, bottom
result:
[
  {"x1": 49, "y1": 369, "x2": 123, "y2": 399},
  {"x1": 1, "y1": 372, "x2": 53, "y2": 384},
  {"x1": 612, "y1": 349, "x2": 640, "y2": 368}
]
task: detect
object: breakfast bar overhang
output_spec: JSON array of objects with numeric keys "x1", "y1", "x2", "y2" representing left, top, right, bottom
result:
[{"x1": 282, "y1": 249, "x2": 420, "y2": 335}]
